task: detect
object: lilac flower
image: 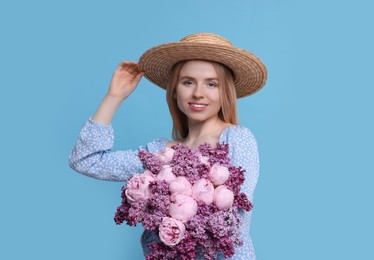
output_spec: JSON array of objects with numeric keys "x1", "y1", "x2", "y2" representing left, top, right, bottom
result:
[
  {"x1": 198, "y1": 143, "x2": 230, "y2": 166},
  {"x1": 207, "y1": 210, "x2": 240, "y2": 240},
  {"x1": 198, "y1": 239, "x2": 216, "y2": 260},
  {"x1": 174, "y1": 232, "x2": 198, "y2": 260},
  {"x1": 114, "y1": 204, "x2": 130, "y2": 225},
  {"x1": 126, "y1": 200, "x2": 146, "y2": 225},
  {"x1": 141, "y1": 199, "x2": 167, "y2": 230},
  {"x1": 187, "y1": 202, "x2": 220, "y2": 259},
  {"x1": 114, "y1": 186, "x2": 131, "y2": 225},
  {"x1": 187, "y1": 214, "x2": 209, "y2": 241},
  {"x1": 225, "y1": 166, "x2": 246, "y2": 195},
  {"x1": 138, "y1": 150, "x2": 163, "y2": 174},
  {"x1": 142, "y1": 181, "x2": 170, "y2": 230},
  {"x1": 216, "y1": 236, "x2": 236, "y2": 259},
  {"x1": 197, "y1": 143, "x2": 212, "y2": 158},
  {"x1": 149, "y1": 180, "x2": 170, "y2": 196},
  {"x1": 146, "y1": 242, "x2": 179, "y2": 260},
  {"x1": 170, "y1": 144, "x2": 209, "y2": 184},
  {"x1": 234, "y1": 192, "x2": 253, "y2": 211},
  {"x1": 146, "y1": 232, "x2": 197, "y2": 260}
]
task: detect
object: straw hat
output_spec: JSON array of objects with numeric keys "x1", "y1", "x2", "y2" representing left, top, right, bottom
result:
[{"x1": 138, "y1": 33, "x2": 267, "y2": 98}]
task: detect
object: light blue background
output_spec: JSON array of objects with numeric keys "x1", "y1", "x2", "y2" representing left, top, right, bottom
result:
[{"x1": 1, "y1": 0, "x2": 373, "y2": 259}]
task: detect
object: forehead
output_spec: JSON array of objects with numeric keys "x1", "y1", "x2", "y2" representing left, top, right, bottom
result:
[{"x1": 179, "y1": 60, "x2": 218, "y2": 78}]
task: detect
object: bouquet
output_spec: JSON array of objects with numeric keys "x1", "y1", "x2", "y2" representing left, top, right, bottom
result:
[{"x1": 114, "y1": 143, "x2": 253, "y2": 260}]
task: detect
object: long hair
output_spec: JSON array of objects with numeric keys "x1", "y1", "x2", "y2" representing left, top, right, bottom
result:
[{"x1": 166, "y1": 60, "x2": 238, "y2": 140}]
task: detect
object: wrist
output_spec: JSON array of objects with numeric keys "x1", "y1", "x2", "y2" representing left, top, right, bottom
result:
[
  {"x1": 104, "y1": 93, "x2": 126, "y2": 104},
  {"x1": 91, "y1": 95, "x2": 123, "y2": 125}
]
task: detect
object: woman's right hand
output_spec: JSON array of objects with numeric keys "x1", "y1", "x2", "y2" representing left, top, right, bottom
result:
[
  {"x1": 107, "y1": 61, "x2": 144, "y2": 101},
  {"x1": 91, "y1": 62, "x2": 144, "y2": 125}
]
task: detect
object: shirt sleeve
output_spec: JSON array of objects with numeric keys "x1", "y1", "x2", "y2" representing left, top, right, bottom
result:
[
  {"x1": 227, "y1": 126, "x2": 259, "y2": 202},
  {"x1": 68, "y1": 118, "x2": 167, "y2": 182},
  {"x1": 225, "y1": 125, "x2": 259, "y2": 260}
]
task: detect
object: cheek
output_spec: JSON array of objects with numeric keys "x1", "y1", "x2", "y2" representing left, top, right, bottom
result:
[
  {"x1": 174, "y1": 92, "x2": 185, "y2": 112},
  {"x1": 210, "y1": 90, "x2": 221, "y2": 105}
]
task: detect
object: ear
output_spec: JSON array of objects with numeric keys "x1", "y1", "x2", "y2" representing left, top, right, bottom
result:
[{"x1": 173, "y1": 92, "x2": 177, "y2": 99}]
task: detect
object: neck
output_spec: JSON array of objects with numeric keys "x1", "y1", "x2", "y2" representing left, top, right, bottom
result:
[{"x1": 183, "y1": 117, "x2": 228, "y2": 148}]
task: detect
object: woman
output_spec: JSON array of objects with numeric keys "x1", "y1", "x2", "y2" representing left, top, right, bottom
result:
[{"x1": 69, "y1": 33, "x2": 267, "y2": 259}]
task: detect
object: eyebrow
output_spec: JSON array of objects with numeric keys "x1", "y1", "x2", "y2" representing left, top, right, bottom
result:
[{"x1": 179, "y1": 76, "x2": 219, "y2": 81}]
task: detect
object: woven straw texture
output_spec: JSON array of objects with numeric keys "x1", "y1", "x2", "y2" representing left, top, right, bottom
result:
[{"x1": 139, "y1": 33, "x2": 267, "y2": 98}]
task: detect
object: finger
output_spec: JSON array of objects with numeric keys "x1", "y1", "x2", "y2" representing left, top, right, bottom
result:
[
  {"x1": 126, "y1": 63, "x2": 140, "y2": 75},
  {"x1": 126, "y1": 64, "x2": 137, "y2": 74},
  {"x1": 133, "y1": 71, "x2": 144, "y2": 83},
  {"x1": 118, "y1": 61, "x2": 128, "y2": 71},
  {"x1": 119, "y1": 61, "x2": 136, "y2": 66}
]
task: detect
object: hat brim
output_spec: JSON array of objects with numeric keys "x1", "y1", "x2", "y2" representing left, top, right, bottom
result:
[{"x1": 139, "y1": 42, "x2": 267, "y2": 98}]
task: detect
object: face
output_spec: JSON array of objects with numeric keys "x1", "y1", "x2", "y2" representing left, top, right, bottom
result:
[{"x1": 174, "y1": 60, "x2": 222, "y2": 124}]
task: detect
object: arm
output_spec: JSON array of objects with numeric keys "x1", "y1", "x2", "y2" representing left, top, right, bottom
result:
[
  {"x1": 68, "y1": 62, "x2": 146, "y2": 181},
  {"x1": 68, "y1": 118, "x2": 144, "y2": 181},
  {"x1": 226, "y1": 126, "x2": 259, "y2": 260},
  {"x1": 68, "y1": 118, "x2": 169, "y2": 181},
  {"x1": 228, "y1": 126, "x2": 259, "y2": 202}
]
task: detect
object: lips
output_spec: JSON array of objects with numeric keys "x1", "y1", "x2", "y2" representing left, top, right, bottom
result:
[{"x1": 189, "y1": 103, "x2": 208, "y2": 111}]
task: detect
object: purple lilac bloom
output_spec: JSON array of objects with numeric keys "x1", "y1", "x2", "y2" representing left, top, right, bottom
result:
[
  {"x1": 199, "y1": 206, "x2": 242, "y2": 259},
  {"x1": 208, "y1": 210, "x2": 241, "y2": 240},
  {"x1": 187, "y1": 202, "x2": 217, "y2": 240},
  {"x1": 225, "y1": 166, "x2": 246, "y2": 195},
  {"x1": 216, "y1": 236, "x2": 236, "y2": 259},
  {"x1": 126, "y1": 200, "x2": 146, "y2": 226},
  {"x1": 114, "y1": 204, "x2": 130, "y2": 225},
  {"x1": 197, "y1": 143, "x2": 212, "y2": 158},
  {"x1": 114, "y1": 186, "x2": 130, "y2": 225},
  {"x1": 138, "y1": 150, "x2": 163, "y2": 174},
  {"x1": 146, "y1": 232, "x2": 198, "y2": 260},
  {"x1": 149, "y1": 180, "x2": 170, "y2": 196},
  {"x1": 187, "y1": 202, "x2": 234, "y2": 260},
  {"x1": 146, "y1": 242, "x2": 179, "y2": 260},
  {"x1": 141, "y1": 181, "x2": 170, "y2": 230},
  {"x1": 198, "y1": 239, "x2": 216, "y2": 260},
  {"x1": 187, "y1": 215, "x2": 215, "y2": 259},
  {"x1": 170, "y1": 144, "x2": 209, "y2": 184},
  {"x1": 198, "y1": 143, "x2": 230, "y2": 166},
  {"x1": 174, "y1": 232, "x2": 198, "y2": 260},
  {"x1": 234, "y1": 192, "x2": 253, "y2": 211}
]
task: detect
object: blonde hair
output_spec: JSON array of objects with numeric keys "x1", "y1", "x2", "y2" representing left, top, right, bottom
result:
[{"x1": 166, "y1": 60, "x2": 238, "y2": 140}]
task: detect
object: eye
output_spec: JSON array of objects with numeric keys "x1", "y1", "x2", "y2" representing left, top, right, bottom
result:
[
  {"x1": 207, "y1": 81, "x2": 218, "y2": 88},
  {"x1": 182, "y1": 80, "x2": 194, "y2": 86}
]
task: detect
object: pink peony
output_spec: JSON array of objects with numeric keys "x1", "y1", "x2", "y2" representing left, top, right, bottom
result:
[
  {"x1": 209, "y1": 164, "x2": 230, "y2": 186},
  {"x1": 191, "y1": 179, "x2": 214, "y2": 205},
  {"x1": 159, "y1": 217, "x2": 186, "y2": 247},
  {"x1": 156, "y1": 147, "x2": 175, "y2": 164},
  {"x1": 169, "y1": 193, "x2": 197, "y2": 222},
  {"x1": 213, "y1": 186, "x2": 234, "y2": 210},
  {"x1": 125, "y1": 170, "x2": 156, "y2": 203},
  {"x1": 157, "y1": 165, "x2": 177, "y2": 183},
  {"x1": 169, "y1": 176, "x2": 192, "y2": 196}
]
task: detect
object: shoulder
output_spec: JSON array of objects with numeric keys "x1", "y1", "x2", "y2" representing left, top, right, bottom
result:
[
  {"x1": 220, "y1": 125, "x2": 257, "y2": 145},
  {"x1": 222, "y1": 125, "x2": 259, "y2": 170},
  {"x1": 220, "y1": 125, "x2": 259, "y2": 161}
]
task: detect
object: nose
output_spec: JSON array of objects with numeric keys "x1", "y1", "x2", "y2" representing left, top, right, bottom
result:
[{"x1": 192, "y1": 84, "x2": 204, "y2": 99}]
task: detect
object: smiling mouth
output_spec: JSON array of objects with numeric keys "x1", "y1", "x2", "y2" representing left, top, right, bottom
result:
[{"x1": 189, "y1": 103, "x2": 208, "y2": 108}]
